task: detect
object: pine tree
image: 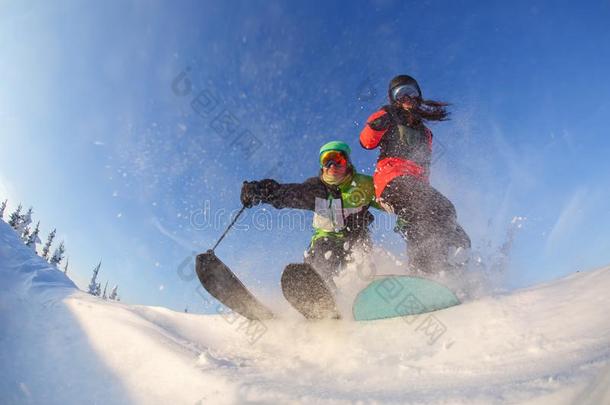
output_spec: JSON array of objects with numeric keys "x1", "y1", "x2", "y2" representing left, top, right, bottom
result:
[
  {"x1": 17, "y1": 207, "x2": 33, "y2": 233},
  {"x1": 109, "y1": 285, "x2": 119, "y2": 300},
  {"x1": 102, "y1": 281, "x2": 108, "y2": 299},
  {"x1": 8, "y1": 204, "x2": 22, "y2": 229},
  {"x1": 63, "y1": 257, "x2": 69, "y2": 275},
  {"x1": 26, "y1": 221, "x2": 41, "y2": 249},
  {"x1": 49, "y1": 241, "x2": 65, "y2": 266},
  {"x1": 87, "y1": 262, "x2": 101, "y2": 296},
  {"x1": 0, "y1": 199, "x2": 7, "y2": 220},
  {"x1": 41, "y1": 228, "x2": 56, "y2": 260}
]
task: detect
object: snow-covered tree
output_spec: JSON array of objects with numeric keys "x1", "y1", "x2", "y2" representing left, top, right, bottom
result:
[
  {"x1": 8, "y1": 204, "x2": 22, "y2": 229},
  {"x1": 49, "y1": 241, "x2": 65, "y2": 266},
  {"x1": 87, "y1": 262, "x2": 102, "y2": 296},
  {"x1": 0, "y1": 199, "x2": 7, "y2": 220},
  {"x1": 25, "y1": 221, "x2": 41, "y2": 249},
  {"x1": 17, "y1": 207, "x2": 33, "y2": 234},
  {"x1": 41, "y1": 228, "x2": 56, "y2": 260},
  {"x1": 21, "y1": 226, "x2": 31, "y2": 243},
  {"x1": 102, "y1": 281, "x2": 108, "y2": 299},
  {"x1": 63, "y1": 257, "x2": 69, "y2": 275},
  {"x1": 109, "y1": 285, "x2": 119, "y2": 301}
]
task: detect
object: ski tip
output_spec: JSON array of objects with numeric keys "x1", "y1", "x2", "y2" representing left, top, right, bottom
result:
[{"x1": 196, "y1": 250, "x2": 215, "y2": 262}]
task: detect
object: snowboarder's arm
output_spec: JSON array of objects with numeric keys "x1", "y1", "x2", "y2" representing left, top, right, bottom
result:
[
  {"x1": 241, "y1": 177, "x2": 322, "y2": 211},
  {"x1": 360, "y1": 109, "x2": 391, "y2": 149}
]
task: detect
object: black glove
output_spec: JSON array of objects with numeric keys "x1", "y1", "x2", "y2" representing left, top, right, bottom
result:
[
  {"x1": 241, "y1": 179, "x2": 279, "y2": 208},
  {"x1": 241, "y1": 181, "x2": 261, "y2": 208}
]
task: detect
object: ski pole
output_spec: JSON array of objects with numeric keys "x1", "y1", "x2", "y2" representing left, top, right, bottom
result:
[{"x1": 211, "y1": 205, "x2": 246, "y2": 252}]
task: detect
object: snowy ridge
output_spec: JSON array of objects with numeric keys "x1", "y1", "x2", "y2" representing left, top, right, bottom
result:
[{"x1": 1, "y1": 220, "x2": 609, "y2": 404}]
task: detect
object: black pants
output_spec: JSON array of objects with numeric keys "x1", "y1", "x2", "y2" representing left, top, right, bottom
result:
[
  {"x1": 381, "y1": 175, "x2": 471, "y2": 273},
  {"x1": 304, "y1": 237, "x2": 346, "y2": 287},
  {"x1": 303, "y1": 235, "x2": 371, "y2": 286}
]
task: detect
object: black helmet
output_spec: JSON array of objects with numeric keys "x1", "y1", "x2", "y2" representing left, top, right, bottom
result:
[{"x1": 388, "y1": 75, "x2": 422, "y2": 102}]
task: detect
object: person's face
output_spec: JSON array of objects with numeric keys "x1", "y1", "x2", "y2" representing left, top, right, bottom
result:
[
  {"x1": 391, "y1": 84, "x2": 420, "y2": 111},
  {"x1": 400, "y1": 97, "x2": 416, "y2": 111},
  {"x1": 323, "y1": 161, "x2": 348, "y2": 177},
  {"x1": 320, "y1": 151, "x2": 349, "y2": 184}
]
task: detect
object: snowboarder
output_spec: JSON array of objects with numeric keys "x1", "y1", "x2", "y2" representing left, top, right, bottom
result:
[
  {"x1": 359, "y1": 75, "x2": 470, "y2": 273},
  {"x1": 240, "y1": 141, "x2": 380, "y2": 287}
]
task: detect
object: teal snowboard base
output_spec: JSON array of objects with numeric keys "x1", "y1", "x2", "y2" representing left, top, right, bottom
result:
[{"x1": 352, "y1": 275, "x2": 460, "y2": 321}]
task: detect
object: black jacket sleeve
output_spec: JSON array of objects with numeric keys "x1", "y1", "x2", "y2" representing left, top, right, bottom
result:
[{"x1": 253, "y1": 177, "x2": 326, "y2": 211}]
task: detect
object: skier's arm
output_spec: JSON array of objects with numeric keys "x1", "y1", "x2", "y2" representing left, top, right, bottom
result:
[
  {"x1": 241, "y1": 177, "x2": 321, "y2": 211},
  {"x1": 360, "y1": 109, "x2": 390, "y2": 149}
]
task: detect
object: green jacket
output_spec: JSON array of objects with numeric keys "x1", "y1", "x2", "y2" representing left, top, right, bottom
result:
[{"x1": 251, "y1": 170, "x2": 379, "y2": 244}]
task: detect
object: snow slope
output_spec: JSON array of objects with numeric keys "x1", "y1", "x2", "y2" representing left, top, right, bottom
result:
[{"x1": 1, "y1": 220, "x2": 609, "y2": 405}]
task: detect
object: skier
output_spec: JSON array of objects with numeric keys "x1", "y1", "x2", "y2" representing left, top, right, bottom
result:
[
  {"x1": 240, "y1": 141, "x2": 379, "y2": 288},
  {"x1": 359, "y1": 75, "x2": 470, "y2": 273}
]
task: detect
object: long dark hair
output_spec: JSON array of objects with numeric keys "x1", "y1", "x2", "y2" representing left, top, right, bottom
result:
[
  {"x1": 410, "y1": 98, "x2": 450, "y2": 122},
  {"x1": 392, "y1": 98, "x2": 450, "y2": 127}
]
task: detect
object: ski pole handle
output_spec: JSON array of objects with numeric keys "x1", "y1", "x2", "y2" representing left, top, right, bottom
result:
[{"x1": 211, "y1": 205, "x2": 246, "y2": 251}]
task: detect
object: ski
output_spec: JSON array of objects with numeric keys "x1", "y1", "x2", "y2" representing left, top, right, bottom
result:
[
  {"x1": 281, "y1": 263, "x2": 341, "y2": 320},
  {"x1": 196, "y1": 250, "x2": 274, "y2": 320}
]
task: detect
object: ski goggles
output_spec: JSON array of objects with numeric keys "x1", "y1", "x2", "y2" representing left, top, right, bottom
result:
[
  {"x1": 391, "y1": 84, "x2": 420, "y2": 102},
  {"x1": 320, "y1": 150, "x2": 348, "y2": 169}
]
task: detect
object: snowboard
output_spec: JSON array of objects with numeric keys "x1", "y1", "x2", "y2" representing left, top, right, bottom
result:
[
  {"x1": 352, "y1": 275, "x2": 460, "y2": 321},
  {"x1": 281, "y1": 263, "x2": 341, "y2": 320},
  {"x1": 196, "y1": 250, "x2": 274, "y2": 320}
]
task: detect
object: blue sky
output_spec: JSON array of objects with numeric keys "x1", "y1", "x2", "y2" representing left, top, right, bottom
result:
[{"x1": 1, "y1": 0, "x2": 609, "y2": 313}]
